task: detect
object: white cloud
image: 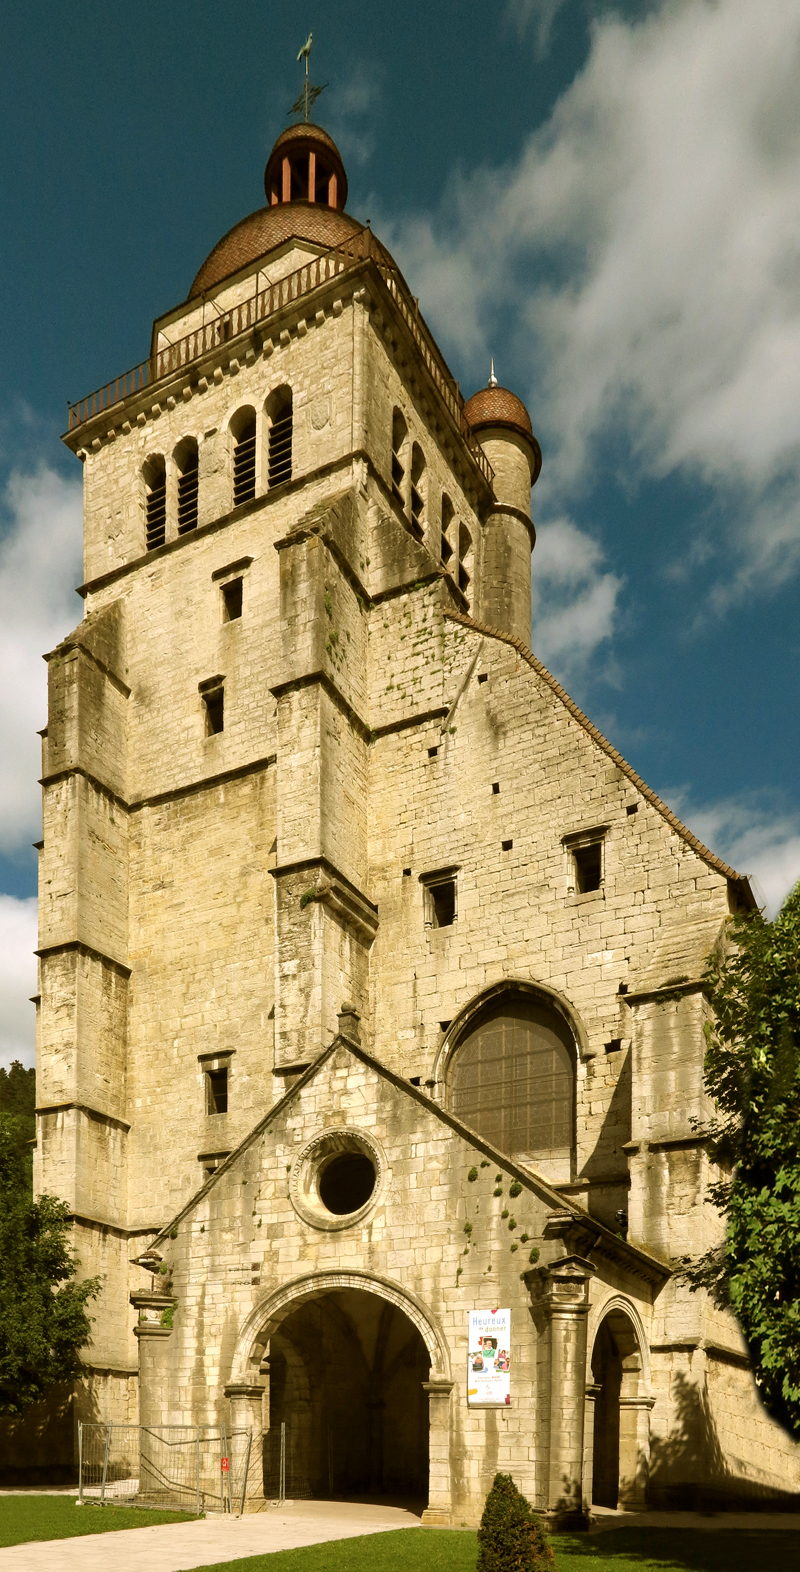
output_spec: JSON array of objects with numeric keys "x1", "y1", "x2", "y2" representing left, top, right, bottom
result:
[
  {"x1": 386, "y1": 0, "x2": 800, "y2": 606},
  {"x1": 665, "y1": 790, "x2": 800, "y2": 919},
  {"x1": 0, "y1": 895, "x2": 38, "y2": 1069},
  {"x1": 531, "y1": 515, "x2": 623, "y2": 675},
  {"x1": 0, "y1": 466, "x2": 83, "y2": 853}
]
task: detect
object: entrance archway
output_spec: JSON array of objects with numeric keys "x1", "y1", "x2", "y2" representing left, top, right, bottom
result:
[
  {"x1": 264, "y1": 1287, "x2": 430, "y2": 1508},
  {"x1": 590, "y1": 1307, "x2": 646, "y2": 1508}
]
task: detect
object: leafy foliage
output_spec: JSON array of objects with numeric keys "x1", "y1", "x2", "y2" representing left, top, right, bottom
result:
[
  {"x1": 683, "y1": 882, "x2": 800, "y2": 1435},
  {"x1": 477, "y1": 1472, "x2": 555, "y2": 1571},
  {"x1": 0, "y1": 1060, "x2": 36, "y2": 1194},
  {"x1": 0, "y1": 1081, "x2": 99, "y2": 1416}
]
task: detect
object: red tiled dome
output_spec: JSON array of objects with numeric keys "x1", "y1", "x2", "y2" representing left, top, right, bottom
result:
[
  {"x1": 465, "y1": 384, "x2": 542, "y2": 483},
  {"x1": 189, "y1": 204, "x2": 366, "y2": 298}
]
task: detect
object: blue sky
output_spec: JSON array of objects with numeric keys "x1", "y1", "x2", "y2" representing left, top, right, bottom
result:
[{"x1": 1, "y1": 0, "x2": 799, "y2": 1063}]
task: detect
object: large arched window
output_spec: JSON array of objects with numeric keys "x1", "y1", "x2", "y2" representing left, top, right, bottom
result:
[
  {"x1": 231, "y1": 406, "x2": 257, "y2": 506},
  {"x1": 174, "y1": 437, "x2": 199, "y2": 534},
  {"x1": 447, "y1": 989, "x2": 575, "y2": 1176},
  {"x1": 143, "y1": 455, "x2": 166, "y2": 550},
  {"x1": 267, "y1": 386, "x2": 293, "y2": 487}
]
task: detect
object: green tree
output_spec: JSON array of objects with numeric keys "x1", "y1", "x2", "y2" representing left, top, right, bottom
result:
[
  {"x1": 477, "y1": 1472, "x2": 555, "y2": 1571},
  {"x1": 684, "y1": 881, "x2": 800, "y2": 1435},
  {"x1": 0, "y1": 1068, "x2": 100, "y2": 1416},
  {"x1": 0, "y1": 1059, "x2": 36, "y2": 1193}
]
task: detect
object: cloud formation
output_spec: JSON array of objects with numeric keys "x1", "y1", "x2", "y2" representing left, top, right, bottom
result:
[
  {"x1": 0, "y1": 895, "x2": 37, "y2": 1070},
  {"x1": 0, "y1": 465, "x2": 83, "y2": 853},
  {"x1": 666, "y1": 789, "x2": 800, "y2": 919},
  {"x1": 388, "y1": 0, "x2": 800, "y2": 608},
  {"x1": 505, "y1": 0, "x2": 569, "y2": 55},
  {"x1": 531, "y1": 516, "x2": 623, "y2": 677}
]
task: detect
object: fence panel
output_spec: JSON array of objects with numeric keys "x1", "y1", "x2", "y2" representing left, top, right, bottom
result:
[{"x1": 78, "y1": 1423, "x2": 252, "y2": 1513}]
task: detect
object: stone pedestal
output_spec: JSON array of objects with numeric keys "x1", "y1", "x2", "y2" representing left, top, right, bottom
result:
[
  {"x1": 582, "y1": 1381, "x2": 602, "y2": 1514},
  {"x1": 131, "y1": 1291, "x2": 176, "y2": 1429},
  {"x1": 420, "y1": 1380, "x2": 454, "y2": 1525},
  {"x1": 619, "y1": 1393, "x2": 656, "y2": 1507},
  {"x1": 225, "y1": 1383, "x2": 266, "y2": 1511}
]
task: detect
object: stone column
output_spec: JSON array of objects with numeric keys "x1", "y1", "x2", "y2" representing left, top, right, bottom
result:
[
  {"x1": 421, "y1": 1380, "x2": 454, "y2": 1526},
  {"x1": 582, "y1": 1381, "x2": 602, "y2": 1514},
  {"x1": 225, "y1": 1384, "x2": 266, "y2": 1512},
  {"x1": 619, "y1": 1389, "x2": 656, "y2": 1508},
  {"x1": 527, "y1": 1255, "x2": 594, "y2": 1526}
]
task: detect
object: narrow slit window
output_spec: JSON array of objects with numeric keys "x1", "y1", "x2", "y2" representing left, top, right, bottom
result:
[
  {"x1": 221, "y1": 578, "x2": 243, "y2": 622},
  {"x1": 206, "y1": 1067, "x2": 228, "y2": 1114},
  {"x1": 144, "y1": 456, "x2": 166, "y2": 550},
  {"x1": 410, "y1": 443, "x2": 426, "y2": 533},
  {"x1": 441, "y1": 494, "x2": 454, "y2": 565},
  {"x1": 267, "y1": 388, "x2": 293, "y2": 488},
  {"x1": 201, "y1": 683, "x2": 224, "y2": 735},
  {"x1": 391, "y1": 409, "x2": 407, "y2": 508},
  {"x1": 231, "y1": 410, "x2": 257, "y2": 506},
  {"x1": 176, "y1": 438, "x2": 199, "y2": 534}
]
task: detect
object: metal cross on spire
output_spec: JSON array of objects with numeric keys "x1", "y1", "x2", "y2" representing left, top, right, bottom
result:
[{"x1": 290, "y1": 32, "x2": 327, "y2": 122}]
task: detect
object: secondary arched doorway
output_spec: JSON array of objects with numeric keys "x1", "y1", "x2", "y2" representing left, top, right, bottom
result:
[
  {"x1": 590, "y1": 1306, "x2": 647, "y2": 1508},
  {"x1": 264, "y1": 1286, "x2": 430, "y2": 1509}
]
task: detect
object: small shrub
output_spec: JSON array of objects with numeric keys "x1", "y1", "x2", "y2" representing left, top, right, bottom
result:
[
  {"x1": 529, "y1": 1247, "x2": 540, "y2": 1264},
  {"x1": 509, "y1": 1180, "x2": 523, "y2": 1198},
  {"x1": 481, "y1": 1160, "x2": 491, "y2": 1168},
  {"x1": 463, "y1": 1222, "x2": 473, "y2": 1235},
  {"x1": 468, "y1": 1167, "x2": 479, "y2": 1182},
  {"x1": 493, "y1": 1187, "x2": 503, "y2": 1197},
  {"x1": 477, "y1": 1472, "x2": 554, "y2": 1571},
  {"x1": 501, "y1": 1209, "x2": 509, "y2": 1219}
]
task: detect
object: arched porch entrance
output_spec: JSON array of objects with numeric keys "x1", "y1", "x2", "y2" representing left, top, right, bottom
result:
[
  {"x1": 229, "y1": 1272, "x2": 453, "y2": 1517},
  {"x1": 589, "y1": 1305, "x2": 651, "y2": 1508},
  {"x1": 265, "y1": 1287, "x2": 430, "y2": 1506}
]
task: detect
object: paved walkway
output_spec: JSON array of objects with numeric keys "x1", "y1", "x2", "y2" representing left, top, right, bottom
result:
[
  {"x1": 2, "y1": 1499, "x2": 422, "y2": 1572},
  {"x1": 589, "y1": 1505, "x2": 800, "y2": 1534}
]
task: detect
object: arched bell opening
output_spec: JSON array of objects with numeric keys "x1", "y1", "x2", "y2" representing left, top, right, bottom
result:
[
  {"x1": 590, "y1": 1307, "x2": 646, "y2": 1509},
  {"x1": 263, "y1": 1286, "x2": 431, "y2": 1511}
]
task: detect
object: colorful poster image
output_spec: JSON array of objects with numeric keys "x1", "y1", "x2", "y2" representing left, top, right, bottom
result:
[{"x1": 467, "y1": 1308, "x2": 511, "y2": 1406}]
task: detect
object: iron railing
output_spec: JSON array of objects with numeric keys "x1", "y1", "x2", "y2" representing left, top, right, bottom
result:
[
  {"x1": 78, "y1": 1422, "x2": 252, "y2": 1515},
  {"x1": 66, "y1": 231, "x2": 493, "y2": 486}
]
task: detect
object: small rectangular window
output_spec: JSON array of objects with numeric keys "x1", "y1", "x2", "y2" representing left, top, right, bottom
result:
[
  {"x1": 563, "y1": 826, "x2": 608, "y2": 896},
  {"x1": 574, "y1": 842, "x2": 602, "y2": 892},
  {"x1": 221, "y1": 579, "x2": 243, "y2": 621},
  {"x1": 206, "y1": 1067, "x2": 228, "y2": 1114},
  {"x1": 421, "y1": 869, "x2": 459, "y2": 928},
  {"x1": 203, "y1": 686, "x2": 224, "y2": 735}
]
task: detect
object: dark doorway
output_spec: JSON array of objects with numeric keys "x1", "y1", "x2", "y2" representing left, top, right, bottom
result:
[
  {"x1": 264, "y1": 1288, "x2": 430, "y2": 1511},
  {"x1": 592, "y1": 1319, "x2": 623, "y2": 1506}
]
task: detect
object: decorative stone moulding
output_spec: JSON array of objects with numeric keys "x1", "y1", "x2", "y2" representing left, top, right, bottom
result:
[{"x1": 289, "y1": 1125, "x2": 387, "y2": 1232}]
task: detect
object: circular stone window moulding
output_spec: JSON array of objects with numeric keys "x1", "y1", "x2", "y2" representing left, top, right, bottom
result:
[{"x1": 289, "y1": 1127, "x2": 386, "y2": 1230}]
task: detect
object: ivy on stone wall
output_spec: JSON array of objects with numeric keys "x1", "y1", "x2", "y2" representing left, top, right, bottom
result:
[{"x1": 683, "y1": 881, "x2": 800, "y2": 1437}]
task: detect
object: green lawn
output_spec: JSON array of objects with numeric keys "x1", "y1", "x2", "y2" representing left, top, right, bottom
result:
[
  {"x1": 0, "y1": 1493, "x2": 201, "y2": 1547},
  {"x1": 191, "y1": 1526, "x2": 800, "y2": 1572}
]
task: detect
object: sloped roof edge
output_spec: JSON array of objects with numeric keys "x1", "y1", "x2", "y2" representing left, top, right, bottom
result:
[
  {"x1": 144, "y1": 1033, "x2": 670, "y2": 1284},
  {"x1": 444, "y1": 610, "x2": 754, "y2": 905}
]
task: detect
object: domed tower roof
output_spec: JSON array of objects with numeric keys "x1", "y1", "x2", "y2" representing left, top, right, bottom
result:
[
  {"x1": 188, "y1": 121, "x2": 356, "y2": 300},
  {"x1": 464, "y1": 378, "x2": 542, "y2": 484}
]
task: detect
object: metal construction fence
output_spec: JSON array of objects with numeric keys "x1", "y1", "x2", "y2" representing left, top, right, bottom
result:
[{"x1": 78, "y1": 1423, "x2": 252, "y2": 1514}]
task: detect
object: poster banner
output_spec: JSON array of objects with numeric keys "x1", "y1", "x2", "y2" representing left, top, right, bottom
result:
[{"x1": 467, "y1": 1308, "x2": 511, "y2": 1406}]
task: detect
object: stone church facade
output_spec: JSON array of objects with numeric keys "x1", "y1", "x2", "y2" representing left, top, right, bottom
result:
[{"x1": 32, "y1": 119, "x2": 799, "y2": 1517}]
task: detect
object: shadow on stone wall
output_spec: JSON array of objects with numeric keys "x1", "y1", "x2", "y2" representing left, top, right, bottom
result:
[
  {"x1": 648, "y1": 1371, "x2": 800, "y2": 1511},
  {"x1": 0, "y1": 1379, "x2": 99, "y2": 1486}
]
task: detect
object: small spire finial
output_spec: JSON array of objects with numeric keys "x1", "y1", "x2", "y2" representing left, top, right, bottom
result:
[
  {"x1": 290, "y1": 34, "x2": 326, "y2": 122},
  {"x1": 488, "y1": 359, "x2": 498, "y2": 389}
]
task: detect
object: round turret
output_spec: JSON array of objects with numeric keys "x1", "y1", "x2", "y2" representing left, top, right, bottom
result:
[{"x1": 465, "y1": 374, "x2": 542, "y2": 645}]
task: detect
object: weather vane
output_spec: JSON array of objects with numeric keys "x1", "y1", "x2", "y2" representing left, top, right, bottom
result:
[{"x1": 290, "y1": 33, "x2": 327, "y2": 122}]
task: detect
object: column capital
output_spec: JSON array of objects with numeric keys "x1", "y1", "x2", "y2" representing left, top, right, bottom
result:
[
  {"x1": 422, "y1": 1379, "x2": 455, "y2": 1398},
  {"x1": 224, "y1": 1383, "x2": 265, "y2": 1400}
]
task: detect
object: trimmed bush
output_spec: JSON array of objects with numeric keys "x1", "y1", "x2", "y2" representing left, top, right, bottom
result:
[{"x1": 476, "y1": 1472, "x2": 555, "y2": 1571}]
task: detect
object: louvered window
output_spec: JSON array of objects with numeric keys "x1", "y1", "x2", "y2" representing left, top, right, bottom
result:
[
  {"x1": 268, "y1": 395, "x2": 293, "y2": 487},
  {"x1": 176, "y1": 440, "x2": 199, "y2": 534},
  {"x1": 449, "y1": 993, "x2": 575, "y2": 1171},
  {"x1": 410, "y1": 443, "x2": 426, "y2": 534},
  {"x1": 232, "y1": 416, "x2": 257, "y2": 506},
  {"x1": 144, "y1": 457, "x2": 166, "y2": 551},
  {"x1": 391, "y1": 409, "x2": 407, "y2": 508},
  {"x1": 441, "y1": 494, "x2": 454, "y2": 566}
]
